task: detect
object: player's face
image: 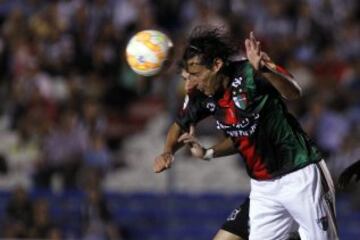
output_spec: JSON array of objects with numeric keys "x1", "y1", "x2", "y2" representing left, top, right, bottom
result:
[
  {"x1": 185, "y1": 56, "x2": 218, "y2": 96},
  {"x1": 181, "y1": 69, "x2": 197, "y2": 93}
]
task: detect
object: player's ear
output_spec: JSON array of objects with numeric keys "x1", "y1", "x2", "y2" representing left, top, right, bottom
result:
[{"x1": 212, "y1": 58, "x2": 224, "y2": 73}]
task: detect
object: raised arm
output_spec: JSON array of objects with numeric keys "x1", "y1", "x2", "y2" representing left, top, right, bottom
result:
[
  {"x1": 245, "y1": 32, "x2": 302, "y2": 100},
  {"x1": 260, "y1": 57, "x2": 302, "y2": 100}
]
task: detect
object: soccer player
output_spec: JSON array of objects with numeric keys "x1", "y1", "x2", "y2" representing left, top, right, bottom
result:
[
  {"x1": 338, "y1": 159, "x2": 360, "y2": 189},
  {"x1": 172, "y1": 67, "x2": 300, "y2": 240},
  {"x1": 154, "y1": 26, "x2": 338, "y2": 239}
]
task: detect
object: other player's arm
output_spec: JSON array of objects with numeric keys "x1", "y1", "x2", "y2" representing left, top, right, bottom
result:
[
  {"x1": 338, "y1": 159, "x2": 360, "y2": 189},
  {"x1": 153, "y1": 122, "x2": 187, "y2": 173},
  {"x1": 245, "y1": 32, "x2": 302, "y2": 100},
  {"x1": 153, "y1": 70, "x2": 195, "y2": 173},
  {"x1": 153, "y1": 69, "x2": 211, "y2": 172},
  {"x1": 154, "y1": 105, "x2": 210, "y2": 172}
]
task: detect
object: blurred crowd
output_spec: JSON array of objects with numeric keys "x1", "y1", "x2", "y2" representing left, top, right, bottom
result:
[
  {"x1": 0, "y1": 0, "x2": 358, "y2": 238},
  {"x1": 2, "y1": 185, "x2": 123, "y2": 239}
]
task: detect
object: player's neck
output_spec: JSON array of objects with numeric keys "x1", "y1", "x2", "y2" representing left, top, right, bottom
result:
[
  {"x1": 209, "y1": 74, "x2": 229, "y2": 97},
  {"x1": 221, "y1": 74, "x2": 230, "y2": 89}
]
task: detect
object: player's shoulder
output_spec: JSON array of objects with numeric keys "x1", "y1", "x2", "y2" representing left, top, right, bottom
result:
[
  {"x1": 227, "y1": 59, "x2": 251, "y2": 77},
  {"x1": 225, "y1": 59, "x2": 250, "y2": 86},
  {"x1": 229, "y1": 58, "x2": 249, "y2": 66}
]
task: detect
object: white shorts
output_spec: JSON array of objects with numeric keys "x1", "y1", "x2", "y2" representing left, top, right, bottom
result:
[{"x1": 249, "y1": 160, "x2": 338, "y2": 240}]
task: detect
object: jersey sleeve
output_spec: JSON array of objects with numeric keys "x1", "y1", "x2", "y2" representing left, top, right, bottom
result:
[
  {"x1": 255, "y1": 63, "x2": 294, "y2": 98},
  {"x1": 236, "y1": 60, "x2": 283, "y2": 98},
  {"x1": 254, "y1": 74, "x2": 281, "y2": 97},
  {"x1": 175, "y1": 92, "x2": 211, "y2": 131}
]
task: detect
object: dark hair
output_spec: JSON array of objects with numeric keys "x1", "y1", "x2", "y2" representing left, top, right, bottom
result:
[{"x1": 182, "y1": 26, "x2": 237, "y2": 69}]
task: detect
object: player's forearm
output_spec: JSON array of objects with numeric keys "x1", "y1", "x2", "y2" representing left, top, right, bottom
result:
[
  {"x1": 260, "y1": 62, "x2": 302, "y2": 100},
  {"x1": 210, "y1": 137, "x2": 237, "y2": 158},
  {"x1": 163, "y1": 122, "x2": 185, "y2": 154}
]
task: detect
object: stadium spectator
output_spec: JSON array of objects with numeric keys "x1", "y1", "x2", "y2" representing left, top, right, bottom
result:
[
  {"x1": 34, "y1": 107, "x2": 87, "y2": 189},
  {"x1": 28, "y1": 198, "x2": 60, "y2": 239},
  {"x1": 81, "y1": 187, "x2": 122, "y2": 240},
  {"x1": 3, "y1": 186, "x2": 32, "y2": 238}
]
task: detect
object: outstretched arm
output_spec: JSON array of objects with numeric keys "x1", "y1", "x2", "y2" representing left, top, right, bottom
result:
[
  {"x1": 338, "y1": 160, "x2": 360, "y2": 189},
  {"x1": 245, "y1": 32, "x2": 302, "y2": 100}
]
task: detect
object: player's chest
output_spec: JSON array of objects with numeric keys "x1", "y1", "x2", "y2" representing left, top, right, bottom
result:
[
  {"x1": 202, "y1": 86, "x2": 261, "y2": 137},
  {"x1": 204, "y1": 76, "x2": 254, "y2": 120}
]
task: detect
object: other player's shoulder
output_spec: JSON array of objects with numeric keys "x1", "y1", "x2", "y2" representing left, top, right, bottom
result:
[
  {"x1": 188, "y1": 88, "x2": 206, "y2": 100},
  {"x1": 182, "y1": 89, "x2": 208, "y2": 110}
]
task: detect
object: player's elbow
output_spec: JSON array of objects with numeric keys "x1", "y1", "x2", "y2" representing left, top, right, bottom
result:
[
  {"x1": 290, "y1": 86, "x2": 302, "y2": 100},
  {"x1": 284, "y1": 80, "x2": 302, "y2": 100}
]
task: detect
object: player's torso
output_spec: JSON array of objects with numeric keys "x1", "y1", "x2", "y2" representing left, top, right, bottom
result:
[
  {"x1": 203, "y1": 61, "x2": 269, "y2": 139},
  {"x1": 200, "y1": 61, "x2": 322, "y2": 179}
]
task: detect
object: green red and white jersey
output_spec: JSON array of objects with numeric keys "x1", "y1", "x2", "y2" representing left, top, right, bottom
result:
[{"x1": 176, "y1": 60, "x2": 322, "y2": 180}]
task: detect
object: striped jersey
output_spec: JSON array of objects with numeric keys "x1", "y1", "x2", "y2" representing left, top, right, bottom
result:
[{"x1": 176, "y1": 60, "x2": 322, "y2": 180}]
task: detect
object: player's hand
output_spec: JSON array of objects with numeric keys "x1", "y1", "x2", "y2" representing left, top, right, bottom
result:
[
  {"x1": 338, "y1": 160, "x2": 360, "y2": 189},
  {"x1": 178, "y1": 126, "x2": 206, "y2": 159},
  {"x1": 245, "y1": 32, "x2": 269, "y2": 71},
  {"x1": 153, "y1": 152, "x2": 174, "y2": 173}
]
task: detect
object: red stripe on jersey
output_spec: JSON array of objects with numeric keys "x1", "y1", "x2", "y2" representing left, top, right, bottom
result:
[
  {"x1": 238, "y1": 137, "x2": 271, "y2": 180},
  {"x1": 218, "y1": 89, "x2": 238, "y2": 125},
  {"x1": 264, "y1": 60, "x2": 293, "y2": 79},
  {"x1": 275, "y1": 65, "x2": 293, "y2": 79}
]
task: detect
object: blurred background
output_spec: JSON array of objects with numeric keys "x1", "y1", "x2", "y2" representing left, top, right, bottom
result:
[{"x1": 0, "y1": 0, "x2": 358, "y2": 239}]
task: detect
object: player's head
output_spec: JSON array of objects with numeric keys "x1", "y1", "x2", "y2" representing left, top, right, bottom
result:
[{"x1": 181, "y1": 26, "x2": 237, "y2": 96}]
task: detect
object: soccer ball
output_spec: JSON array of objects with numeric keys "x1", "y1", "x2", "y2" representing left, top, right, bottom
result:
[{"x1": 126, "y1": 30, "x2": 173, "y2": 77}]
